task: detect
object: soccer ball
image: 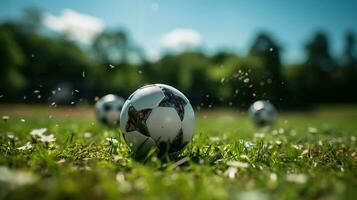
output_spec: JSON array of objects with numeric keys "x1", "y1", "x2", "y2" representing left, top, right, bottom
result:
[
  {"x1": 120, "y1": 84, "x2": 195, "y2": 156},
  {"x1": 248, "y1": 100, "x2": 277, "y2": 127},
  {"x1": 95, "y1": 94, "x2": 125, "y2": 126}
]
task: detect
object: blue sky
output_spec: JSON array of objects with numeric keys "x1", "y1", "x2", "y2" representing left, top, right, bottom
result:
[{"x1": 1, "y1": 0, "x2": 356, "y2": 63}]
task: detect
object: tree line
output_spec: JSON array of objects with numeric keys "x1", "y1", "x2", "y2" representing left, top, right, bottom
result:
[{"x1": 0, "y1": 9, "x2": 356, "y2": 109}]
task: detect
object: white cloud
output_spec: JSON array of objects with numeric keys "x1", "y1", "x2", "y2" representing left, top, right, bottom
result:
[
  {"x1": 43, "y1": 9, "x2": 104, "y2": 44},
  {"x1": 160, "y1": 28, "x2": 202, "y2": 51}
]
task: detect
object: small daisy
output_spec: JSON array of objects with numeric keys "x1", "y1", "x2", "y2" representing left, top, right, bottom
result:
[
  {"x1": 224, "y1": 167, "x2": 238, "y2": 179},
  {"x1": 2, "y1": 115, "x2": 10, "y2": 122},
  {"x1": 227, "y1": 161, "x2": 249, "y2": 168},
  {"x1": 83, "y1": 132, "x2": 92, "y2": 138},
  {"x1": 30, "y1": 128, "x2": 47, "y2": 138},
  {"x1": 17, "y1": 142, "x2": 33, "y2": 151},
  {"x1": 286, "y1": 173, "x2": 307, "y2": 184},
  {"x1": 244, "y1": 141, "x2": 255, "y2": 149},
  {"x1": 106, "y1": 137, "x2": 118, "y2": 144},
  {"x1": 7, "y1": 133, "x2": 18, "y2": 141},
  {"x1": 40, "y1": 134, "x2": 56, "y2": 143}
]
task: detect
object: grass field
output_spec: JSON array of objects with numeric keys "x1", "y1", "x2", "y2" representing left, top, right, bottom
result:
[{"x1": 0, "y1": 104, "x2": 356, "y2": 200}]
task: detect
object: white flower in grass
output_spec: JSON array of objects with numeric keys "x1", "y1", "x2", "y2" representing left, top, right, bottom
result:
[
  {"x1": 40, "y1": 134, "x2": 56, "y2": 143},
  {"x1": 7, "y1": 133, "x2": 18, "y2": 141},
  {"x1": 227, "y1": 161, "x2": 249, "y2": 168},
  {"x1": 0, "y1": 166, "x2": 38, "y2": 187},
  {"x1": 270, "y1": 173, "x2": 277, "y2": 182},
  {"x1": 286, "y1": 173, "x2": 307, "y2": 184},
  {"x1": 30, "y1": 128, "x2": 47, "y2": 138},
  {"x1": 254, "y1": 133, "x2": 265, "y2": 138},
  {"x1": 83, "y1": 132, "x2": 92, "y2": 138},
  {"x1": 244, "y1": 141, "x2": 255, "y2": 149},
  {"x1": 106, "y1": 137, "x2": 118, "y2": 144},
  {"x1": 308, "y1": 127, "x2": 318, "y2": 133},
  {"x1": 209, "y1": 136, "x2": 220, "y2": 142},
  {"x1": 17, "y1": 142, "x2": 33, "y2": 150},
  {"x1": 225, "y1": 167, "x2": 238, "y2": 179},
  {"x1": 2, "y1": 115, "x2": 10, "y2": 122}
]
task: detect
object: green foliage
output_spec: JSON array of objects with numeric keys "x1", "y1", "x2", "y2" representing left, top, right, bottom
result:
[
  {"x1": 0, "y1": 28, "x2": 26, "y2": 92},
  {"x1": 0, "y1": 10, "x2": 357, "y2": 107}
]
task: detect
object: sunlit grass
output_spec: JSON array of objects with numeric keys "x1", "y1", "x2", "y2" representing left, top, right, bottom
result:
[{"x1": 0, "y1": 105, "x2": 356, "y2": 199}]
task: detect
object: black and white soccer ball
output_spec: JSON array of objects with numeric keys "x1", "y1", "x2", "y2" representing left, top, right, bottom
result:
[
  {"x1": 95, "y1": 94, "x2": 125, "y2": 126},
  {"x1": 248, "y1": 100, "x2": 277, "y2": 127},
  {"x1": 120, "y1": 84, "x2": 195, "y2": 156}
]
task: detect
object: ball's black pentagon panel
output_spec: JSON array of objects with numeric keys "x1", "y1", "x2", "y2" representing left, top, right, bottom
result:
[
  {"x1": 157, "y1": 129, "x2": 188, "y2": 154},
  {"x1": 158, "y1": 87, "x2": 187, "y2": 121},
  {"x1": 125, "y1": 105, "x2": 152, "y2": 137}
]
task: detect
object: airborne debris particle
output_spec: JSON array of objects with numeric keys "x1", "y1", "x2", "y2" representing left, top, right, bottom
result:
[
  {"x1": 82, "y1": 71, "x2": 86, "y2": 78},
  {"x1": 20, "y1": 119, "x2": 25, "y2": 123},
  {"x1": 243, "y1": 78, "x2": 250, "y2": 83},
  {"x1": 33, "y1": 90, "x2": 40, "y2": 94},
  {"x1": 109, "y1": 64, "x2": 116, "y2": 69},
  {"x1": 0, "y1": 94, "x2": 3, "y2": 98}
]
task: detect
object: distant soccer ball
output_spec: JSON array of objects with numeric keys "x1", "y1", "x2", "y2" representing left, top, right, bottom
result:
[
  {"x1": 95, "y1": 94, "x2": 125, "y2": 126},
  {"x1": 248, "y1": 100, "x2": 277, "y2": 127},
  {"x1": 120, "y1": 84, "x2": 195, "y2": 156}
]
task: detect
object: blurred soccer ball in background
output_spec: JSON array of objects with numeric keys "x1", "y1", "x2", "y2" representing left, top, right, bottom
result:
[
  {"x1": 249, "y1": 100, "x2": 277, "y2": 127},
  {"x1": 95, "y1": 94, "x2": 125, "y2": 126},
  {"x1": 120, "y1": 84, "x2": 195, "y2": 156}
]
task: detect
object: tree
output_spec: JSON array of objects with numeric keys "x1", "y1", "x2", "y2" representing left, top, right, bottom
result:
[
  {"x1": 248, "y1": 32, "x2": 285, "y2": 103},
  {"x1": 0, "y1": 27, "x2": 25, "y2": 98},
  {"x1": 295, "y1": 31, "x2": 337, "y2": 103},
  {"x1": 92, "y1": 30, "x2": 143, "y2": 65}
]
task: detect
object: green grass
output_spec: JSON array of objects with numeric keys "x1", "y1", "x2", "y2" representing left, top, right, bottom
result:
[{"x1": 0, "y1": 105, "x2": 356, "y2": 200}]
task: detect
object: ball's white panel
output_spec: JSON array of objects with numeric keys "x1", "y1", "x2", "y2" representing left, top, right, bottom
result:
[
  {"x1": 146, "y1": 107, "x2": 182, "y2": 142},
  {"x1": 119, "y1": 100, "x2": 131, "y2": 133},
  {"x1": 124, "y1": 131, "x2": 155, "y2": 153},
  {"x1": 181, "y1": 103, "x2": 195, "y2": 142},
  {"x1": 155, "y1": 84, "x2": 189, "y2": 103},
  {"x1": 130, "y1": 85, "x2": 165, "y2": 110}
]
